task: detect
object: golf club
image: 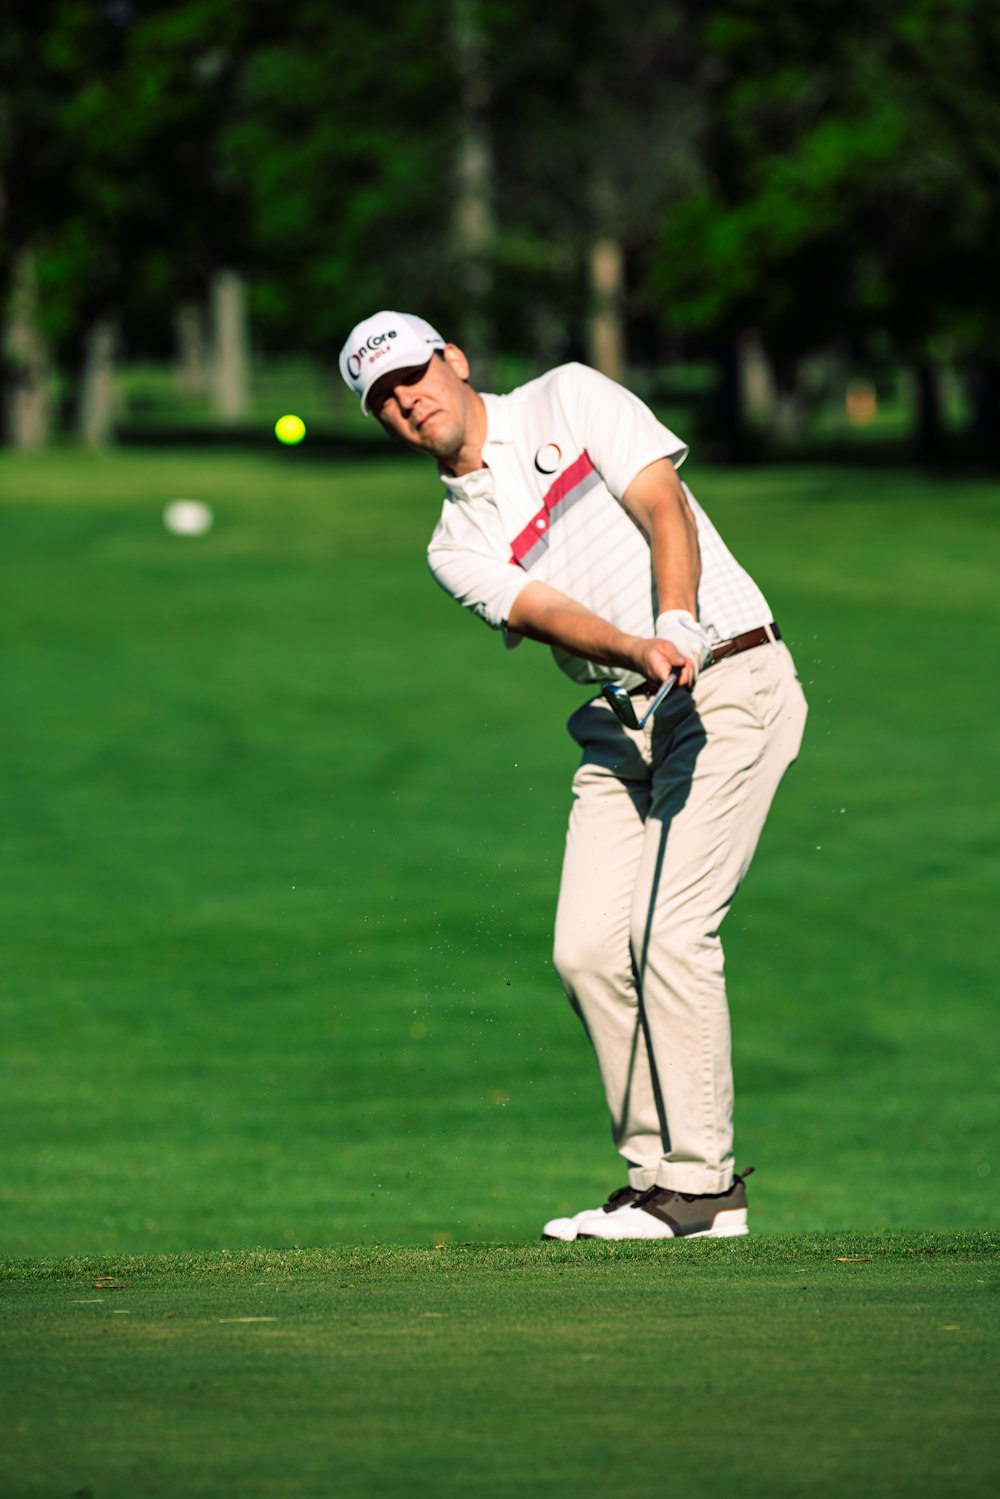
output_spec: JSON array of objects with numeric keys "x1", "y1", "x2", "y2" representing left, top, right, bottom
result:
[{"x1": 601, "y1": 672, "x2": 679, "y2": 730}]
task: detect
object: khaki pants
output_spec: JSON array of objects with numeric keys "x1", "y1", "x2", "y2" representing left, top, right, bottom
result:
[{"x1": 553, "y1": 640, "x2": 807, "y2": 1195}]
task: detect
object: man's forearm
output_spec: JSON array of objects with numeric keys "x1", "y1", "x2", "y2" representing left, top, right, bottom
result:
[
  {"x1": 507, "y1": 582, "x2": 692, "y2": 685},
  {"x1": 650, "y1": 491, "x2": 700, "y2": 618},
  {"x1": 506, "y1": 582, "x2": 641, "y2": 670}
]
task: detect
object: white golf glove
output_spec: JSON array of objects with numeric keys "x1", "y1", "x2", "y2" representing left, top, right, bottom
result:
[{"x1": 655, "y1": 609, "x2": 713, "y2": 680}]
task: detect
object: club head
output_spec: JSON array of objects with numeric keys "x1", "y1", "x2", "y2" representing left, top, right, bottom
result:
[
  {"x1": 601, "y1": 673, "x2": 678, "y2": 731},
  {"x1": 601, "y1": 682, "x2": 641, "y2": 729}
]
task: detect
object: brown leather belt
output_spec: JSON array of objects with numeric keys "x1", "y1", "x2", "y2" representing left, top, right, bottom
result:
[
  {"x1": 630, "y1": 622, "x2": 781, "y2": 696},
  {"x1": 709, "y1": 621, "x2": 781, "y2": 664}
]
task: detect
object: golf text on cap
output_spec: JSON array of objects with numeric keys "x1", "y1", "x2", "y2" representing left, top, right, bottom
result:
[{"x1": 347, "y1": 330, "x2": 398, "y2": 379}]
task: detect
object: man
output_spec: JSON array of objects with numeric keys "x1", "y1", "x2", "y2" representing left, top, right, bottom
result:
[{"x1": 339, "y1": 311, "x2": 807, "y2": 1240}]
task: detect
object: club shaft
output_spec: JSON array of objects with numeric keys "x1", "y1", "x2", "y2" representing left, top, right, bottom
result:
[{"x1": 636, "y1": 673, "x2": 677, "y2": 728}]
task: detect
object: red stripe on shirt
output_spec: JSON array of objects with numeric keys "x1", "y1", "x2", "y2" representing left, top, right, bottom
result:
[{"x1": 510, "y1": 450, "x2": 595, "y2": 567}]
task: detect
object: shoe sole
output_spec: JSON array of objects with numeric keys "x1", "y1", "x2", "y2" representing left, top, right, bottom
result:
[{"x1": 578, "y1": 1207, "x2": 749, "y2": 1241}]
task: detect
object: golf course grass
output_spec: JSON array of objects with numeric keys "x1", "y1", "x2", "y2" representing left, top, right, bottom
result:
[
  {"x1": 1, "y1": 445, "x2": 997, "y2": 1495},
  {"x1": 3, "y1": 1234, "x2": 996, "y2": 1498}
]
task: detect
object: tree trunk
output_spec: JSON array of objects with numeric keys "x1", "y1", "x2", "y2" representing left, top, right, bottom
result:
[
  {"x1": 77, "y1": 318, "x2": 119, "y2": 448},
  {"x1": 2, "y1": 247, "x2": 53, "y2": 449},
  {"x1": 736, "y1": 329, "x2": 775, "y2": 427},
  {"x1": 451, "y1": 0, "x2": 494, "y2": 381},
  {"x1": 966, "y1": 357, "x2": 1000, "y2": 458},
  {"x1": 587, "y1": 235, "x2": 625, "y2": 384},
  {"x1": 175, "y1": 300, "x2": 208, "y2": 398},
  {"x1": 772, "y1": 355, "x2": 805, "y2": 439},
  {"x1": 586, "y1": 159, "x2": 626, "y2": 384},
  {"x1": 912, "y1": 360, "x2": 942, "y2": 461},
  {"x1": 210, "y1": 269, "x2": 250, "y2": 421},
  {"x1": 529, "y1": 300, "x2": 568, "y2": 368},
  {"x1": 714, "y1": 325, "x2": 749, "y2": 462}
]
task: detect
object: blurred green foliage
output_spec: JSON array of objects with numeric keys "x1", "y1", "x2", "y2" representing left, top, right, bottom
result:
[
  {"x1": 658, "y1": 0, "x2": 1000, "y2": 359},
  {"x1": 1, "y1": 1, "x2": 998, "y2": 445}
]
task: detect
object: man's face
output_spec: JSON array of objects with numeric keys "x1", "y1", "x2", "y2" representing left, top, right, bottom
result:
[{"x1": 367, "y1": 345, "x2": 473, "y2": 464}]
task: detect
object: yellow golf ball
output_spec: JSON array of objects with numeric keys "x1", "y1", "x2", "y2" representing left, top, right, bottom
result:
[{"x1": 275, "y1": 413, "x2": 306, "y2": 445}]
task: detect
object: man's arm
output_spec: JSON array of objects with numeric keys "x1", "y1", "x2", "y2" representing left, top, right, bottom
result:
[
  {"x1": 506, "y1": 457, "x2": 704, "y2": 687},
  {"x1": 620, "y1": 457, "x2": 701, "y2": 618},
  {"x1": 506, "y1": 586, "x2": 694, "y2": 687}
]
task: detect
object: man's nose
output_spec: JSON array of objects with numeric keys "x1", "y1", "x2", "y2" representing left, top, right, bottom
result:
[{"x1": 395, "y1": 382, "x2": 417, "y2": 412}]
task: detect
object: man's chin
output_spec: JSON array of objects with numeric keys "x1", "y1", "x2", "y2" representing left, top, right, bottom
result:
[
  {"x1": 379, "y1": 413, "x2": 460, "y2": 463},
  {"x1": 415, "y1": 425, "x2": 460, "y2": 460}
]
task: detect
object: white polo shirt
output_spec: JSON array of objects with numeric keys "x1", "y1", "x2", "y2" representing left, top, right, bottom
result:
[{"x1": 426, "y1": 362, "x2": 772, "y2": 688}]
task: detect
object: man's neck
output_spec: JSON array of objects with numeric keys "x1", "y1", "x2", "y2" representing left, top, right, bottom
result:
[{"x1": 439, "y1": 389, "x2": 488, "y2": 477}]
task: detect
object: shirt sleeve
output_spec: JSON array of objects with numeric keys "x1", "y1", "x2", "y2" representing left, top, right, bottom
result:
[
  {"x1": 426, "y1": 513, "x2": 531, "y2": 647},
  {"x1": 557, "y1": 363, "x2": 688, "y2": 500}
]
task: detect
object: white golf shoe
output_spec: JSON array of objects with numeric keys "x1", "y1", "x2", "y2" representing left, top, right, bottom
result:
[
  {"x1": 541, "y1": 1185, "x2": 643, "y2": 1241},
  {"x1": 577, "y1": 1169, "x2": 754, "y2": 1240}
]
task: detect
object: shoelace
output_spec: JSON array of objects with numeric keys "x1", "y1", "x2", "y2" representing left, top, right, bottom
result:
[
  {"x1": 633, "y1": 1185, "x2": 684, "y2": 1209},
  {"x1": 603, "y1": 1185, "x2": 639, "y2": 1210}
]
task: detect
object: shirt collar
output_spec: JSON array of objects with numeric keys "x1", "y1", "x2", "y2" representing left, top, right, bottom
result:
[{"x1": 481, "y1": 392, "x2": 512, "y2": 446}]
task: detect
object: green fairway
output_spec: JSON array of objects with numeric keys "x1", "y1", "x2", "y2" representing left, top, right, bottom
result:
[
  {"x1": 0, "y1": 448, "x2": 997, "y2": 1255},
  {"x1": 1, "y1": 1234, "x2": 996, "y2": 1499}
]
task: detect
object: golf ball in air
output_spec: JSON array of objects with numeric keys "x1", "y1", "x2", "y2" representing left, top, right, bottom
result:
[
  {"x1": 275, "y1": 413, "x2": 306, "y2": 445},
  {"x1": 164, "y1": 499, "x2": 214, "y2": 536}
]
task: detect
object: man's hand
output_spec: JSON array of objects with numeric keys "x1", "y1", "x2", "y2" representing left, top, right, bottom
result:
[
  {"x1": 631, "y1": 633, "x2": 698, "y2": 690},
  {"x1": 654, "y1": 609, "x2": 713, "y2": 685}
]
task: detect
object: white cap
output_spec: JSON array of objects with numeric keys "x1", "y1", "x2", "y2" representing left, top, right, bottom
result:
[{"x1": 339, "y1": 311, "x2": 446, "y2": 414}]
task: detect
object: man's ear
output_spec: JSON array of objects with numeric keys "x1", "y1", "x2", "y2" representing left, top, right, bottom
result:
[{"x1": 442, "y1": 344, "x2": 470, "y2": 382}]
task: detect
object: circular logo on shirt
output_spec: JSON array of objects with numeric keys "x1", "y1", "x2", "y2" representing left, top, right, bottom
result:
[{"x1": 534, "y1": 443, "x2": 562, "y2": 474}]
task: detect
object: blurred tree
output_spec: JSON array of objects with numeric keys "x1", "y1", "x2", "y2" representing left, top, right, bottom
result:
[
  {"x1": 228, "y1": 0, "x2": 709, "y2": 382},
  {"x1": 892, "y1": 0, "x2": 1000, "y2": 454},
  {"x1": 223, "y1": 0, "x2": 456, "y2": 371},
  {"x1": 174, "y1": 299, "x2": 208, "y2": 397},
  {"x1": 115, "y1": 0, "x2": 254, "y2": 421},
  {"x1": 210, "y1": 267, "x2": 250, "y2": 419},
  {"x1": 1, "y1": 250, "x2": 53, "y2": 449},
  {"x1": 0, "y1": 0, "x2": 73, "y2": 447},
  {"x1": 451, "y1": 0, "x2": 496, "y2": 379},
  {"x1": 0, "y1": 0, "x2": 256, "y2": 445},
  {"x1": 654, "y1": 0, "x2": 1000, "y2": 456},
  {"x1": 1, "y1": 0, "x2": 180, "y2": 445},
  {"x1": 43, "y1": 0, "x2": 139, "y2": 445},
  {"x1": 5, "y1": 0, "x2": 998, "y2": 456},
  {"x1": 486, "y1": 0, "x2": 708, "y2": 379}
]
